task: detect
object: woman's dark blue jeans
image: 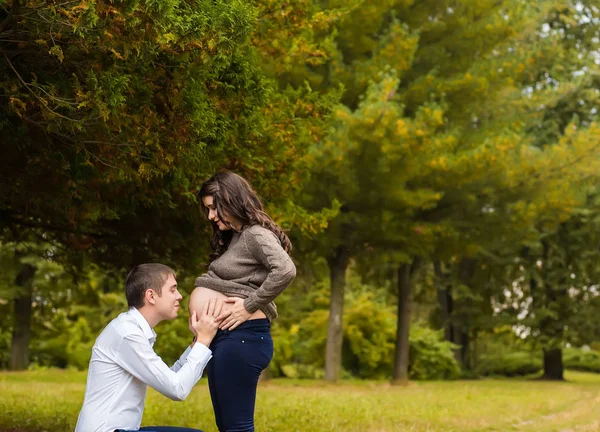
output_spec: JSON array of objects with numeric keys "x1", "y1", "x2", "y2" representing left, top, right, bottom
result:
[{"x1": 207, "y1": 318, "x2": 273, "y2": 432}]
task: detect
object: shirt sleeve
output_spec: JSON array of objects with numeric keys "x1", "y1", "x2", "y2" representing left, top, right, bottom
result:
[
  {"x1": 117, "y1": 333, "x2": 212, "y2": 401},
  {"x1": 243, "y1": 227, "x2": 296, "y2": 314},
  {"x1": 170, "y1": 345, "x2": 192, "y2": 372}
]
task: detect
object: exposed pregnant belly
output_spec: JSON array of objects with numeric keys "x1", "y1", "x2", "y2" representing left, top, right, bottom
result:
[{"x1": 189, "y1": 287, "x2": 267, "y2": 320}]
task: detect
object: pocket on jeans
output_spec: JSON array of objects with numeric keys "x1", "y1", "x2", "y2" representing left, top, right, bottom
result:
[
  {"x1": 232, "y1": 332, "x2": 273, "y2": 368},
  {"x1": 261, "y1": 338, "x2": 274, "y2": 365},
  {"x1": 228, "y1": 329, "x2": 267, "y2": 344},
  {"x1": 255, "y1": 334, "x2": 273, "y2": 366}
]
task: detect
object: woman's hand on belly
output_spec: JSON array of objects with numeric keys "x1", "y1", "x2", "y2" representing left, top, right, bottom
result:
[{"x1": 217, "y1": 297, "x2": 253, "y2": 331}]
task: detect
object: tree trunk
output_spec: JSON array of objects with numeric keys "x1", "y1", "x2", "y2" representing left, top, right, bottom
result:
[
  {"x1": 542, "y1": 348, "x2": 564, "y2": 380},
  {"x1": 453, "y1": 258, "x2": 476, "y2": 369},
  {"x1": 538, "y1": 240, "x2": 566, "y2": 381},
  {"x1": 392, "y1": 257, "x2": 422, "y2": 385},
  {"x1": 10, "y1": 262, "x2": 36, "y2": 371},
  {"x1": 452, "y1": 330, "x2": 469, "y2": 367},
  {"x1": 434, "y1": 261, "x2": 451, "y2": 342},
  {"x1": 325, "y1": 246, "x2": 350, "y2": 382},
  {"x1": 435, "y1": 260, "x2": 471, "y2": 368}
]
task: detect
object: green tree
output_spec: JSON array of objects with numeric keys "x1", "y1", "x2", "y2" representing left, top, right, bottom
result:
[
  {"x1": 0, "y1": 0, "x2": 272, "y2": 266},
  {"x1": 1, "y1": 0, "x2": 340, "y2": 368},
  {"x1": 299, "y1": 0, "x2": 539, "y2": 382},
  {"x1": 300, "y1": 0, "x2": 600, "y2": 383},
  {"x1": 498, "y1": 0, "x2": 600, "y2": 379}
]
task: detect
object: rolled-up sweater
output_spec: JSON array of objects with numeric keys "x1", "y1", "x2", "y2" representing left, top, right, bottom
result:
[{"x1": 194, "y1": 224, "x2": 296, "y2": 321}]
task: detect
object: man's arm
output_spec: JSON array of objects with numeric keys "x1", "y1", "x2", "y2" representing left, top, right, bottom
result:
[
  {"x1": 118, "y1": 300, "x2": 222, "y2": 400},
  {"x1": 171, "y1": 344, "x2": 193, "y2": 373},
  {"x1": 172, "y1": 297, "x2": 226, "y2": 372},
  {"x1": 170, "y1": 333, "x2": 202, "y2": 372},
  {"x1": 118, "y1": 332, "x2": 211, "y2": 401}
]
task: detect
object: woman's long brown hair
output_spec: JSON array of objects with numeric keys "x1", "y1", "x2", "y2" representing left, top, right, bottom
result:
[{"x1": 199, "y1": 171, "x2": 292, "y2": 262}]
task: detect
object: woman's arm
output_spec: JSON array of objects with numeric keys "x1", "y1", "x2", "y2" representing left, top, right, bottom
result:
[
  {"x1": 242, "y1": 227, "x2": 296, "y2": 313},
  {"x1": 218, "y1": 227, "x2": 296, "y2": 330}
]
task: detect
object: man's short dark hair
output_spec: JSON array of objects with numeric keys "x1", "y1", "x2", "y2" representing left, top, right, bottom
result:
[{"x1": 125, "y1": 263, "x2": 175, "y2": 308}]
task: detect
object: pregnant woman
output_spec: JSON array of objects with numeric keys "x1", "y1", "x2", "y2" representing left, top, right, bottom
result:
[{"x1": 189, "y1": 171, "x2": 296, "y2": 432}]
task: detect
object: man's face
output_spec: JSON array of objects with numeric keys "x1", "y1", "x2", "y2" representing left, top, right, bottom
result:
[{"x1": 153, "y1": 273, "x2": 182, "y2": 321}]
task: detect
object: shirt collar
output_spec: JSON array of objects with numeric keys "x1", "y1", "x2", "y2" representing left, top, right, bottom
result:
[{"x1": 129, "y1": 307, "x2": 157, "y2": 344}]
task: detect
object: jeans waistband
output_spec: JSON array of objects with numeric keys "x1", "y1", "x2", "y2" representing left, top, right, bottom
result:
[{"x1": 217, "y1": 318, "x2": 270, "y2": 335}]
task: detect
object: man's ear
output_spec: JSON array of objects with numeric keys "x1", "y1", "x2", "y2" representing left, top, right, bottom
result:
[{"x1": 144, "y1": 289, "x2": 156, "y2": 306}]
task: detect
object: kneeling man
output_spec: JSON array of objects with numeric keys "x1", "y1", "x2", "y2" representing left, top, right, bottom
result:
[{"x1": 76, "y1": 263, "x2": 225, "y2": 432}]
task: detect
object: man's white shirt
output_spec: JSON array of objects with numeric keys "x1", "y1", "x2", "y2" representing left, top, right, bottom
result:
[{"x1": 75, "y1": 308, "x2": 212, "y2": 432}]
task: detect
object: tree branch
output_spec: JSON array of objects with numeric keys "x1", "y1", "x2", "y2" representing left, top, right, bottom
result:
[
  {"x1": 0, "y1": 0, "x2": 18, "y2": 35},
  {"x1": 1, "y1": 47, "x2": 81, "y2": 122},
  {"x1": 1, "y1": 210, "x2": 117, "y2": 241}
]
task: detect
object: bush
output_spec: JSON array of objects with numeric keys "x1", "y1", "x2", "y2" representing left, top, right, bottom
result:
[
  {"x1": 269, "y1": 323, "x2": 298, "y2": 377},
  {"x1": 564, "y1": 347, "x2": 600, "y2": 373},
  {"x1": 409, "y1": 326, "x2": 461, "y2": 380},
  {"x1": 34, "y1": 332, "x2": 70, "y2": 368},
  {"x1": 0, "y1": 324, "x2": 10, "y2": 369},
  {"x1": 273, "y1": 284, "x2": 460, "y2": 380},
  {"x1": 66, "y1": 318, "x2": 94, "y2": 370},
  {"x1": 32, "y1": 310, "x2": 71, "y2": 368},
  {"x1": 342, "y1": 292, "x2": 397, "y2": 379},
  {"x1": 476, "y1": 351, "x2": 542, "y2": 377},
  {"x1": 473, "y1": 347, "x2": 600, "y2": 377}
]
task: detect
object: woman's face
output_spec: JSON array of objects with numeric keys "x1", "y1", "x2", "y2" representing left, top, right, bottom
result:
[{"x1": 202, "y1": 195, "x2": 241, "y2": 231}]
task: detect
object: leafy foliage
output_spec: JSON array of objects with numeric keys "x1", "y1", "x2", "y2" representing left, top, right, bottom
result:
[
  {"x1": 3, "y1": 0, "x2": 600, "y2": 384},
  {"x1": 563, "y1": 347, "x2": 600, "y2": 374},
  {"x1": 409, "y1": 326, "x2": 461, "y2": 380},
  {"x1": 476, "y1": 351, "x2": 542, "y2": 377}
]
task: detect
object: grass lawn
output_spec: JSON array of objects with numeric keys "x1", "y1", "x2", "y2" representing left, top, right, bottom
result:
[{"x1": 1, "y1": 370, "x2": 600, "y2": 432}]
